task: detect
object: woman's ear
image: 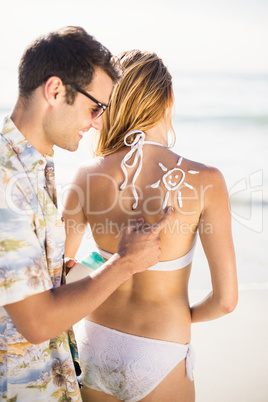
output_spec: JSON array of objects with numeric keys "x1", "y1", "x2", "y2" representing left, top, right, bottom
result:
[{"x1": 165, "y1": 107, "x2": 171, "y2": 130}]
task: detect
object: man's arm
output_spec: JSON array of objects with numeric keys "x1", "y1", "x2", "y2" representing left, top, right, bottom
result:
[{"x1": 5, "y1": 209, "x2": 173, "y2": 344}]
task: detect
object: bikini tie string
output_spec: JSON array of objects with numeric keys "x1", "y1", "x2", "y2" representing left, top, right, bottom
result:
[
  {"x1": 185, "y1": 343, "x2": 195, "y2": 381},
  {"x1": 119, "y1": 130, "x2": 146, "y2": 209}
]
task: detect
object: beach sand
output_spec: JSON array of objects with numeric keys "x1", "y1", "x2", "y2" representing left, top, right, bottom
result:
[{"x1": 190, "y1": 289, "x2": 268, "y2": 402}]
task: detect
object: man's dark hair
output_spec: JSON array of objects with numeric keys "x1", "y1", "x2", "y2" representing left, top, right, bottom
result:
[{"x1": 18, "y1": 26, "x2": 121, "y2": 103}]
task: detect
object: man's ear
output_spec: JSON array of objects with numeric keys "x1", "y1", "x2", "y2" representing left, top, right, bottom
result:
[{"x1": 44, "y1": 76, "x2": 65, "y2": 105}]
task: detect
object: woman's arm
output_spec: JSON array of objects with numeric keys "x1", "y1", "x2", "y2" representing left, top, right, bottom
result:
[
  {"x1": 191, "y1": 167, "x2": 238, "y2": 323},
  {"x1": 63, "y1": 167, "x2": 89, "y2": 258}
]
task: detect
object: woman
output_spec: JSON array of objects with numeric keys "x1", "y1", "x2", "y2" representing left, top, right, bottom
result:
[{"x1": 63, "y1": 50, "x2": 238, "y2": 402}]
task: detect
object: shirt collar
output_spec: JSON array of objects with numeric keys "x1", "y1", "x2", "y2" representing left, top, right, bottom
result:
[{"x1": 1, "y1": 116, "x2": 54, "y2": 172}]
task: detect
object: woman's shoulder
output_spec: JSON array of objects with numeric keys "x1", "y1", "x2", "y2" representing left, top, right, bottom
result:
[
  {"x1": 162, "y1": 148, "x2": 224, "y2": 181},
  {"x1": 77, "y1": 150, "x2": 126, "y2": 173},
  {"x1": 162, "y1": 150, "x2": 228, "y2": 207},
  {"x1": 177, "y1": 154, "x2": 228, "y2": 204},
  {"x1": 72, "y1": 153, "x2": 125, "y2": 193},
  {"x1": 183, "y1": 156, "x2": 224, "y2": 178},
  {"x1": 162, "y1": 151, "x2": 228, "y2": 215}
]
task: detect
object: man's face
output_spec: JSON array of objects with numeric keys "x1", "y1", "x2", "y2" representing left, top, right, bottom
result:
[{"x1": 45, "y1": 67, "x2": 114, "y2": 152}]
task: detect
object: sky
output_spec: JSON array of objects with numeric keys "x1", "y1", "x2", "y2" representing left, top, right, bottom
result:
[{"x1": 0, "y1": 0, "x2": 267, "y2": 107}]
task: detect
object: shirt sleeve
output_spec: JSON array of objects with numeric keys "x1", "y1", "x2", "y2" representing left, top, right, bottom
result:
[{"x1": 0, "y1": 168, "x2": 53, "y2": 307}]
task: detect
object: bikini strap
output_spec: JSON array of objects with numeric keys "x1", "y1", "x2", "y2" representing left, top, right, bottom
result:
[{"x1": 119, "y1": 130, "x2": 165, "y2": 209}]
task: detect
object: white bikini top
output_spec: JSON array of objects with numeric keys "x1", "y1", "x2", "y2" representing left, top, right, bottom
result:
[
  {"x1": 96, "y1": 242, "x2": 196, "y2": 271},
  {"x1": 96, "y1": 129, "x2": 199, "y2": 271}
]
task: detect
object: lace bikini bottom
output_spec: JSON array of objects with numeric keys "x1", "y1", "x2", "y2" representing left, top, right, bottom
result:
[{"x1": 74, "y1": 319, "x2": 194, "y2": 402}]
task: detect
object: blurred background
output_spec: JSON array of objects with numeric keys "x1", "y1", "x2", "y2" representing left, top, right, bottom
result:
[{"x1": 0, "y1": 0, "x2": 267, "y2": 290}]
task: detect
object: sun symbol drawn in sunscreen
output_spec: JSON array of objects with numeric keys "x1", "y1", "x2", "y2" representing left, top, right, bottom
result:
[{"x1": 151, "y1": 157, "x2": 199, "y2": 209}]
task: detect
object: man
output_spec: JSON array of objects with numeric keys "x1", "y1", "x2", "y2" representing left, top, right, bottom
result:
[{"x1": 0, "y1": 26, "x2": 173, "y2": 401}]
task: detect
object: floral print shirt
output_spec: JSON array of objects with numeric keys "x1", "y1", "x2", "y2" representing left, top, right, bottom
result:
[{"x1": 0, "y1": 117, "x2": 81, "y2": 401}]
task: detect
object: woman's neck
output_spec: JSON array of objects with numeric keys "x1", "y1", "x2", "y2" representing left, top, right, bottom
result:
[{"x1": 144, "y1": 119, "x2": 169, "y2": 146}]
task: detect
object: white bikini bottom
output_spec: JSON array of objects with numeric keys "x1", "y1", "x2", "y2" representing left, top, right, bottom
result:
[{"x1": 74, "y1": 319, "x2": 194, "y2": 402}]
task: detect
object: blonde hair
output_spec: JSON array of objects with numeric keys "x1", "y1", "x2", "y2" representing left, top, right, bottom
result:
[{"x1": 95, "y1": 50, "x2": 175, "y2": 156}]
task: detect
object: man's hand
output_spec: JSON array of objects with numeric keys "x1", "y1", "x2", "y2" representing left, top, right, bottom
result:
[
  {"x1": 116, "y1": 207, "x2": 174, "y2": 274},
  {"x1": 64, "y1": 257, "x2": 77, "y2": 274}
]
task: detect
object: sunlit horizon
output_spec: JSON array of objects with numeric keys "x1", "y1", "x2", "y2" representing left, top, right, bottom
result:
[{"x1": 0, "y1": 0, "x2": 267, "y2": 107}]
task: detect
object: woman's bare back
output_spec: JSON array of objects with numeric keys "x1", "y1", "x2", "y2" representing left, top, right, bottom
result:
[{"x1": 69, "y1": 141, "x2": 220, "y2": 342}]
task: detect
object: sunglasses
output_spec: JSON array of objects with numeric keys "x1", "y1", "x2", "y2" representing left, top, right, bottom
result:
[{"x1": 70, "y1": 84, "x2": 108, "y2": 119}]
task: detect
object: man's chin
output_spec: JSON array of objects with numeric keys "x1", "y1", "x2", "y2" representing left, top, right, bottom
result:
[
  {"x1": 71, "y1": 144, "x2": 79, "y2": 152},
  {"x1": 63, "y1": 143, "x2": 79, "y2": 152}
]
